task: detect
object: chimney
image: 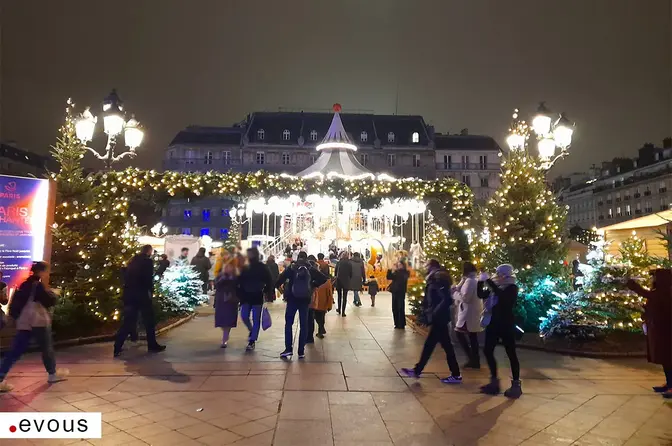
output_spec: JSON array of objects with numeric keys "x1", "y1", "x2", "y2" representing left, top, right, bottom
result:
[
  {"x1": 664, "y1": 137, "x2": 672, "y2": 149},
  {"x1": 459, "y1": 128, "x2": 469, "y2": 136}
]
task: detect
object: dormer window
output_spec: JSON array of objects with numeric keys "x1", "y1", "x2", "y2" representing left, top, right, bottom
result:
[
  {"x1": 310, "y1": 130, "x2": 318, "y2": 141},
  {"x1": 257, "y1": 129, "x2": 265, "y2": 141},
  {"x1": 412, "y1": 132, "x2": 419, "y2": 143},
  {"x1": 282, "y1": 129, "x2": 291, "y2": 141},
  {"x1": 360, "y1": 131, "x2": 368, "y2": 142},
  {"x1": 387, "y1": 132, "x2": 395, "y2": 143}
]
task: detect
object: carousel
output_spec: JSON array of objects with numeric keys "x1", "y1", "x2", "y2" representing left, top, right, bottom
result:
[{"x1": 232, "y1": 104, "x2": 428, "y2": 270}]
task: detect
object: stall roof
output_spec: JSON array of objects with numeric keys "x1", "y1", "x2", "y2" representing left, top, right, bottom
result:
[{"x1": 600, "y1": 210, "x2": 672, "y2": 231}]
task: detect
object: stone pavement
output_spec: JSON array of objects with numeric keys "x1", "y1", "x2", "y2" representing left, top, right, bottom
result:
[{"x1": 0, "y1": 292, "x2": 670, "y2": 445}]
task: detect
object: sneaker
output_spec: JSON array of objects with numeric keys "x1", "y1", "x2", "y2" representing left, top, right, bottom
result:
[
  {"x1": 220, "y1": 343, "x2": 228, "y2": 349},
  {"x1": 148, "y1": 344, "x2": 166, "y2": 353},
  {"x1": 0, "y1": 381, "x2": 13, "y2": 392},
  {"x1": 280, "y1": 350, "x2": 293, "y2": 358},
  {"x1": 336, "y1": 308, "x2": 341, "y2": 315},
  {"x1": 653, "y1": 385, "x2": 670, "y2": 393},
  {"x1": 480, "y1": 379, "x2": 501, "y2": 395},
  {"x1": 316, "y1": 333, "x2": 325, "y2": 339},
  {"x1": 298, "y1": 352, "x2": 305, "y2": 359},
  {"x1": 341, "y1": 313, "x2": 347, "y2": 317},
  {"x1": 504, "y1": 380, "x2": 523, "y2": 399},
  {"x1": 113, "y1": 348, "x2": 123, "y2": 358},
  {"x1": 48, "y1": 369, "x2": 69, "y2": 384},
  {"x1": 440, "y1": 375, "x2": 463, "y2": 384},
  {"x1": 400, "y1": 367, "x2": 421, "y2": 378},
  {"x1": 246, "y1": 342, "x2": 256, "y2": 351}
]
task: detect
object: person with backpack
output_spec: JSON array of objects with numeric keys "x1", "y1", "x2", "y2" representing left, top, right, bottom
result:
[
  {"x1": 401, "y1": 259, "x2": 462, "y2": 384},
  {"x1": 276, "y1": 251, "x2": 328, "y2": 359},
  {"x1": 238, "y1": 247, "x2": 272, "y2": 351},
  {"x1": 0, "y1": 262, "x2": 68, "y2": 392}
]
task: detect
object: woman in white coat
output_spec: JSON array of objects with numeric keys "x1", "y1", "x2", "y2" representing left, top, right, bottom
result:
[{"x1": 452, "y1": 262, "x2": 483, "y2": 369}]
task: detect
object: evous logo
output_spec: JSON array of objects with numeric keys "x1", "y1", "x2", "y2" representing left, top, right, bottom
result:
[{"x1": 0, "y1": 413, "x2": 102, "y2": 439}]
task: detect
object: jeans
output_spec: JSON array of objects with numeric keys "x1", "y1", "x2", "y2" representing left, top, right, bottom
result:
[
  {"x1": 115, "y1": 302, "x2": 159, "y2": 352},
  {"x1": 456, "y1": 331, "x2": 480, "y2": 365},
  {"x1": 483, "y1": 324, "x2": 520, "y2": 380},
  {"x1": 415, "y1": 321, "x2": 460, "y2": 378},
  {"x1": 353, "y1": 290, "x2": 361, "y2": 305},
  {"x1": 337, "y1": 288, "x2": 348, "y2": 314},
  {"x1": 0, "y1": 328, "x2": 56, "y2": 378},
  {"x1": 392, "y1": 292, "x2": 406, "y2": 328},
  {"x1": 240, "y1": 304, "x2": 262, "y2": 342},
  {"x1": 285, "y1": 299, "x2": 309, "y2": 353}
]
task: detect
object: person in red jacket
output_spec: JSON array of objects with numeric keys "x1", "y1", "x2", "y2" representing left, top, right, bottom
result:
[{"x1": 627, "y1": 269, "x2": 672, "y2": 399}]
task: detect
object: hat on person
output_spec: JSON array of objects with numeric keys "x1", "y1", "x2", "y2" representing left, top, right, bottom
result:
[{"x1": 495, "y1": 264, "x2": 515, "y2": 278}]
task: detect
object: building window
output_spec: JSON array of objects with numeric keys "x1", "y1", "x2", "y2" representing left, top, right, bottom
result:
[
  {"x1": 412, "y1": 132, "x2": 419, "y2": 143},
  {"x1": 182, "y1": 228, "x2": 192, "y2": 235},
  {"x1": 256, "y1": 152, "x2": 265, "y2": 164},
  {"x1": 461, "y1": 155, "x2": 470, "y2": 169},
  {"x1": 626, "y1": 204, "x2": 631, "y2": 216},
  {"x1": 636, "y1": 202, "x2": 642, "y2": 214},
  {"x1": 480, "y1": 177, "x2": 489, "y2": 188},
  {"x1": 660, "y1": 180, "x2": 667, "y2": 193},
  {"x1": 616, "y1": 206, "x2": 622, "y2": 217},
  {"x1": 202, "y1": 209, "x2": 211, "y2": 222},
  {"x1": 257, "y1": 129, "x2": 265, "y2": 141},
  {"x1": 184, "y1": 210, "x2": 192, "y2": 220},
  {"x1": 221, "y1": 208, "x2": 230, "y2": 217},
  {"x1": 387, "y1": 132, "x2": 395, "y2": 143},
  {"x1": 200, "y1": 228, "x2": 210, "y2": 237},
  {"x1": 282, "y1": 152, "x2": 290, "y2": 165},
  {"x1": 220, "y1": 228, "x2": 229, "y2": 239},
  {"x1": 606, "y1": 194, "x2": 612, "y2": 204},
  {"x1": 222, "y1": 151, "x2": 231, "y2": 165},
  {"x1": 311, "y1": 155, "x2": 317, "y2": 164},
  {"x1": 462, "y1": 174, "x2": 471, "y2": 186},
  {"x1": 185, "y1": 149, "x2": 196, "y2": 165},
  {"x1": 645, "y1": 201, "x2": 653, "y2": 213},
  {"x1": 635, "y1": 188, "x2": 641, "y2": 198},
  {"x1": 660, "y1": 198, "x2": 667, "y2": 211},
  {"x1": 204, "y1": 151, "x2": 213, "y2": 165},
  {"x1": 360, "y1": 153, "x2": 368, "y2": 166},
  {"x1": 387, "y1": 154, "x2": 396, "y2": 167},
  {"x1": 443, "y1": 155, "x2": 452, "y2": 170},
  {"x1": 615, "y1": 192, "x2": 621, "y2": 202},
  {"x1": 413, "y1": 154, "x2": 421, "y2": 168},
  {"x1": 608, "y1": 208, "x2": 613, "y2": 219},
  {"x1": 282, "y1": 129, "x2": 291, "y2": 141},
  {"x1": 645, "y1": 186, "x2": 652, "y2": 196},
  {"x1": 479, "y1": 155, "x2": 488, "y2": 170},
  {"x1": 360, "y1": 131, "x2": 368, "y2": 142},
  {"x1": 310, "y1": 130, "x2": 318, "y2": 141}
]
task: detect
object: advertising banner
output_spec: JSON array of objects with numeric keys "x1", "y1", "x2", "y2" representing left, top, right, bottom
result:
[{"x1": 0, "y1": 175, "x2": 53, "y2": 294}]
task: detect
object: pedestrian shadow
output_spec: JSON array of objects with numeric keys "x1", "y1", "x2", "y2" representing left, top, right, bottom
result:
[
  {"x1": 121, "y1": 354, "x2": 191, "y2": 384},
  {"x1": 436, "y1": 395, "x2": 515, "y2": 443}
]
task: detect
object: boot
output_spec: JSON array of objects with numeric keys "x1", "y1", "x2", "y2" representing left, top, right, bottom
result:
[
  {"x1": 480, "y1": 378, "x2": 500, "y2": 395},
  {"x1": 504, "y1": 380, "x2": 523, "y2": 399}
]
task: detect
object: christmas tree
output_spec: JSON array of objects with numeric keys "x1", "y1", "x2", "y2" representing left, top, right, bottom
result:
[
  {"x1": 423, "y1": 220, "x2": 463, "y2": 279},
  {"x1": 478, "y1": 149, "x2": 569, "y2": 331},
  {"x1": 155, "y1": 263, "x2": 206, "y2": 314}
]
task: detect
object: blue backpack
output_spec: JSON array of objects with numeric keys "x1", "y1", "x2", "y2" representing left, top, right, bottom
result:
[{"x1": 291, "y1": 265, "x2": 312, "y2": 299}]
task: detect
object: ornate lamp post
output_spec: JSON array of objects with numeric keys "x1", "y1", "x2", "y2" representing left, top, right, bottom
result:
[
  {"x1": 506, "y1": 102, "x2": 574, "y2": 170},
  {"x1": 74, "y1": 89, "x2": 145, "y2": 170}
]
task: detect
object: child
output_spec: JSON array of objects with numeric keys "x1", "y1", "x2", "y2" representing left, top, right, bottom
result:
[
  {"x1": 367, "y1": 275, "x2": 379, "y2": 307},
  {"x1": 214, "y1": 263, "x2": 239, "y2": 348}
]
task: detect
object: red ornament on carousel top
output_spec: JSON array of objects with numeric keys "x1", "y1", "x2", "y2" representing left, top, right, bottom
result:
[{"x1": 333, "y1": 103, "x2": 342, "y2": 113}]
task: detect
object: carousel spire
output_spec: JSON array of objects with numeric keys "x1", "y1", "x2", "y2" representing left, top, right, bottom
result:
[{"x1": 316, "y1": 103, "x2": 358, "y2": 151}]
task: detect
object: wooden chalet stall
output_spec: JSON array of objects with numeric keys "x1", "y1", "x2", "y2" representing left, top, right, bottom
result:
[{"x1": 599, "y1": 210, "x2": 672, "y2": 260}]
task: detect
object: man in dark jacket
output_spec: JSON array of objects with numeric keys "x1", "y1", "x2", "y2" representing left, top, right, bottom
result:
[
  {"x1": 266, "y1": 255, "x2": 280, "y2": 302},
  {"x1": 156, "y1": 254, "x2": 170, "y2": 278},
  {"x1": 349, "y1": 252, "x2": 366, "y2": 307},
  {"x1": 238, "y1": 247, "x2": 272, "y2": 351},
  {"x1": 114, "y1": 245, "x2": 166, "y2": 357},
  {"x1": 334, "y1": 252, "x2": 352, "y2": 316},
  {"x1": 191, "y1": 247, "x2": 212, "y2": 294},
  {"x1": 276, "y1": 251, "x2": 328, "y2": 359}
]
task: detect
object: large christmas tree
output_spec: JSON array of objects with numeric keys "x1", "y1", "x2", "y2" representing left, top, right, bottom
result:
[{"x1": 477, "y1": 149, "x2": 569, "y2": 331}]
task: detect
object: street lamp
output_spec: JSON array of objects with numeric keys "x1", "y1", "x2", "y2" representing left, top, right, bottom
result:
[
  {"x1": 507, "y1": 103, "x2": 575, "y2": 170},
  {"x1": 75, "y1": 89, "x2": 145, "y2": 170}
]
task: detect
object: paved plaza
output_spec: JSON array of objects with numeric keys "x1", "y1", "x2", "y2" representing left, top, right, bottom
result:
[{"x1": 0, "y1": 292, "x2": 670, "y2": 445}]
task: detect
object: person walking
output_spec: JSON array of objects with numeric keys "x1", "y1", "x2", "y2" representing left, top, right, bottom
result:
[
  {"x1": 214, "y1": 263, "x2": 239, "y2": 348},
  {"x1": 238, "y1": 247, "x2": 272, "y2": 351},
  {"x1": 478, "y1": 264, "x2": 522, "y2": 398},
  {"x1": 266, "y1": 255, "x2": 280, "y2": 302},
  {"x1": 627, "y1": 269, "x2": 672, "y2": 399},
  {"x1": 335, "y1": 252, "x2": 352, "y2": 316},
  {"x1": 401, "y1": 259, "x2": 462, "y2": 384},
  {"x1": 276, "y1": 251, "x2": 328, "y2": 359},
  {"x1": 191, "y1": 247, "x2": 212, "y2": 294},
  {"x1": 387, "y1": 260, "x2": 410, "y2": 329},
  {"x1": 310, "y1": 253, "x2": 333, "y2": 340},
  {"x1": 349, "y1": 252, "x2": 366, "y2": 307},
  {"x1": 156, "y1": 254, "x2": 170, "y2": 278},
  {"x1": 367, "y1": 275, "x2": 379, "y2": 307},
  {"x1": 114, "y1": 245, "x2": 166, "y2": 357},
  {"x1": 0, "y1": 262, "x2": 68, "y2": 392},
  {"x1": 453, "y1": 262, "x2": 483, "y2": 369}
]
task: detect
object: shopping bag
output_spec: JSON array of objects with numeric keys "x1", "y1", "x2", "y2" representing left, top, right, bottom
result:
[{"x1": 261, "y1": 306, "x2": 272, "y2": 331}]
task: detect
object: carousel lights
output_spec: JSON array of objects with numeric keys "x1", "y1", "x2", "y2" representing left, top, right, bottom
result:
[{"x1": 315, "y1": 142, "x2": 358, "y2": 152}]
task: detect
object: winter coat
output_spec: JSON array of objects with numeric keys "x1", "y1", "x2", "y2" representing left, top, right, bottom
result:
[
  {"x1": 627, "y1": 269, "x2": 672, "y2": 367},
  {"x1": 335, "y1": 259, "x2": 353, "y2": 290},
  {"x1": 477, "y1": 279, "x2": 518, "y2": 328},
  {"x1": 421, "y1": 268, "x2": 453, "y2": 325},
  {"x1": 276, "y1": 259, "x2": 328, "y2": 301},
  {"x1": 317, "y1": 260, "x2": 331, "y2": 277},
  {"x1": 453, "y1": 274, "x2": 483, "y2": 333},
  {"x1": 122, "y1": 254, "x2": 155, "y2": 306},
  {"x1": 387, "y1": 268, "x2": 410, "y2": 295},
  {"x1": 367, "y1": 279, "x2": 379, "y2": 296},
  {"x1": 266, "y1": 260, "x2": 280, "y2": 284},
  {"x1": 349, "y1": 257, "x2": 366, "y2": 291},
  {"x1": 311, "y1": 279, "x2": 334, "y2": 312},
  {"x1": 8, "y1": 276, "x2": 57, "y2": 321},
  {"x1": 238, "y1": 260, "x2": 272, "y2": 306},
  {"x1": 156, "y1": 259, "x2": 170, "y2": 277},
  {"x1": 191, "y1": 254, "x2": 212, "y2": 283},
  {"x1": 214, "y1": 274, "x2": 239, "y2": 328}
]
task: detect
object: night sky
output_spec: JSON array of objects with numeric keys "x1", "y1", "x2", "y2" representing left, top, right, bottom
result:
[{"x1": 2, "y1": 0, "x2": 670, "y2": 175}]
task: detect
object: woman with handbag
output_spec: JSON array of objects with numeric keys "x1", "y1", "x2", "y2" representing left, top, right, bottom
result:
[{"x1": 0, "y1": 262, "x2": 68, "y2": 392}]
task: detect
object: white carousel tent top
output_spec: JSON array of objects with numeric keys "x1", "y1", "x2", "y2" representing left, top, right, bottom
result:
[{"x1": 297, "y1": 104, "x2": 377, "y2": 180}]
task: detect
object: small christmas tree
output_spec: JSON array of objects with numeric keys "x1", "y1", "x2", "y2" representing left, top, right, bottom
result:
[{"x1": 156, "y1": 263, "x2": 206, "y2": 314}]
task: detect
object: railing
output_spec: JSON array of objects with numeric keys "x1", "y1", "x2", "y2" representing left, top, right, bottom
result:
[{"x1": 435, "y1": 163, "x2": 500, "y2": 171}]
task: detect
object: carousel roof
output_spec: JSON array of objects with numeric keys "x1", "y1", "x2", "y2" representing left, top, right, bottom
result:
[{"x1": 297, "y1": 104, "x2": 376, "y2": 180}]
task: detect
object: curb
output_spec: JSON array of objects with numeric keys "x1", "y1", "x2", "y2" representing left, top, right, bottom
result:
[{"x1": 405, "y1": 315, "x2": 646, "y2": 359}]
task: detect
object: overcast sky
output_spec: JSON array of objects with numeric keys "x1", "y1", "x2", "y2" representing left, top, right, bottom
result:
[{"x1": 2, "y1": 0, "x2": 670, "y2": 175}]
